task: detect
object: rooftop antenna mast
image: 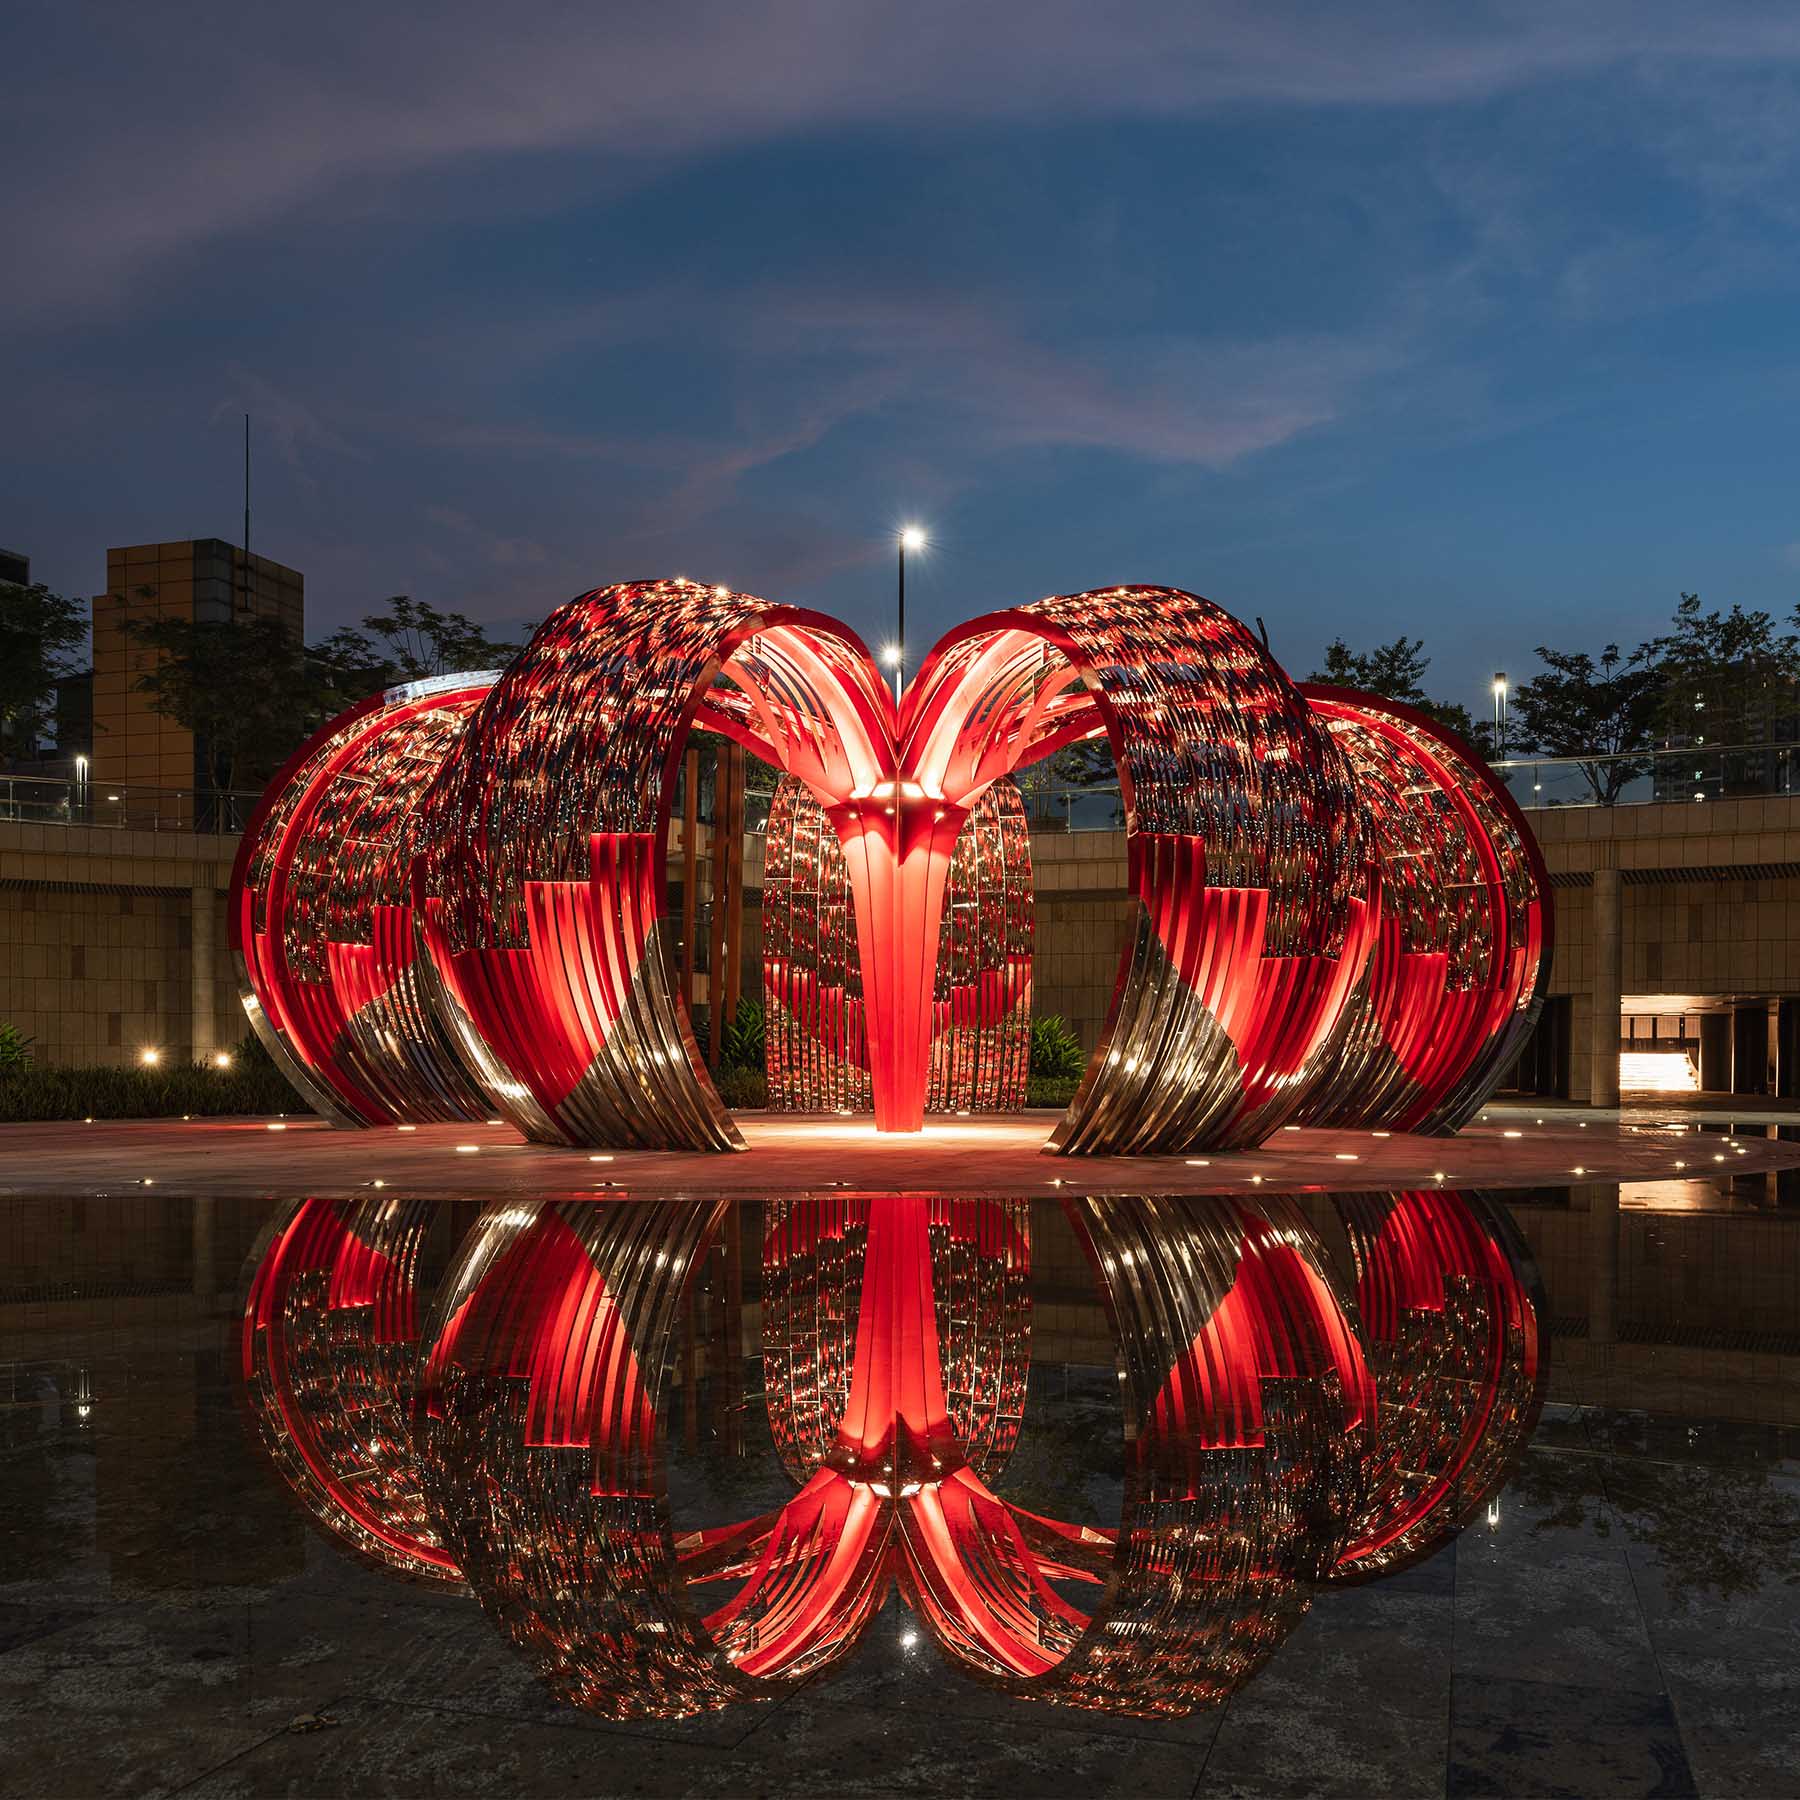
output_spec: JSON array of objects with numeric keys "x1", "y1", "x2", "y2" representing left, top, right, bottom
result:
[{"x1": 243, "y1": 413, "x2": 251, "y2": 565}]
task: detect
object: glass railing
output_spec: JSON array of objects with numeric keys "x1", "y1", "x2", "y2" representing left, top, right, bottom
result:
[
  {"x1": 12, "y1": 740, "x2": 1797, "y2": 844},
  {"x1": 1492, "y1": 741, "x2": 1799, "y2": 810},
  {"x1": 1015, "y1": 741, "x2": 1800, "y2": 826},
  {"x1": 0, "y1": 774, "x2": 262, "y2": 834}
]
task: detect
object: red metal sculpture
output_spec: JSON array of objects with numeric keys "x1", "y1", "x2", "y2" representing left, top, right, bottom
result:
[
  {"x1": 239, "y1": 1194, "x2": 461, "y2": 1584},
  {"x1": 410, "y1": 1193, "x2": 1375, "y2": 1718},
  {"x1": 1296, "y1": 688, "x2": 1552, "y2": 1134},
  {"x1": 238, "y1": 1187, "x2": 1546, "y2": 1716},
  {"x1": 230, "y1": 675, "x2": 497, "y2": 1126},
  {"x1": 1326, "y1": 1188, "x2": 1548, "y2": 1582},
  {"x1": 230, "y1": 581, "x2": 1548, "y2": 1153},
  {"x1": 764, "y1": 774, "x2": 1033, "y2": 1113}
]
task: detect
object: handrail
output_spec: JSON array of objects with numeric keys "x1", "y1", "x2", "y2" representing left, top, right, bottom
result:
[
  {"x1": 0, "y1": 773, "x2": 263, "y2": 834},
  {"x1": 10, "y1": 736, "x2": 1800, "y2": 840}
]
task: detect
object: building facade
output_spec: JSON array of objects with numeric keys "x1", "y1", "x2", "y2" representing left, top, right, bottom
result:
[{"x1": 94, "y1": 539, "x2": 303, "y2": 798}]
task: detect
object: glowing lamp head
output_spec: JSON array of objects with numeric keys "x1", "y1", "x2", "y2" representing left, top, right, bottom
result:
[
  {"x1": 212, "y1": 1051, "x2": 233, "y2": 1069},
  {"x1": 899, "y1": 526, "x2": 927, "y2": 552},
  {"x1": 138, "y1": 1047, "x2": 161, "y2": 1067},
  {"x1": 1492, "y1": 672, "x2": 1507, "y2": 697},
  {"x1": 880, "y1": 643, "x2": 903, "y2": 669}
]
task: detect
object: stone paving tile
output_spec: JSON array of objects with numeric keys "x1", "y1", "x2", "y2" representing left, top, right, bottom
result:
[
  {"x1": 767, "y1": 1601, "x2": 1228, "y2": 1749},
  {"x1": 0, "y1": 1604, "x2": 305, "y2": 1800},
  {"x1": 1198, "y1": 1683, "x2": 1447, "y2": 1799},
  {"x1": 1447, "y1": 1675, "x2": 1696, "y2": 1800},
  {"x1": 1658, "y1": 1648, "x2": 1800, "y2": 1800},
  {"x1": 371, "y1": 1614, "x2": 786, "y2": 1748},
  {"x1": 718, "y1": 1690, "x2": 1207, "y2": 1798},
  {"x1": 1259, "y1": 1586, "x2": 1454, "y2": 1723},
  {"x1": 172, "y1": 1699, "x2": 741, "y2": 1799}
]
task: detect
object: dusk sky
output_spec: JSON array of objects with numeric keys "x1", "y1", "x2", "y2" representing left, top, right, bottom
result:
[{"x1": 9, "y1": 3, "x2": 1800, "y2": 707}]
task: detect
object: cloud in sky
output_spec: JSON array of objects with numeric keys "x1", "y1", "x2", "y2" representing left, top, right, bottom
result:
[{"x1": 9, "y1": 2, "x2": 1800, "y2": 700}]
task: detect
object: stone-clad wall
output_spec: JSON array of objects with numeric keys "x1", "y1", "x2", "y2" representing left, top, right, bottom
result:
[
  {"x1": 0, "y1": 822, "x2": 240, "y2": 1068},
  {"x1": 12, "y1": 791, "x2": 1800, "y2": 1087},
  {"x1": 1027, "y1": 831, "x2": 1134, "y2": 1054}
]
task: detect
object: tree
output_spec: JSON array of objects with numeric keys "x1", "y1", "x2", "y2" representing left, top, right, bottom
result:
[
  {"x1": 1510, "y1": 641, "x2": 1663, "y2": 805},
  {"x1": 1308, "y1": 636, "x2": 1487, "y2": 747},
  {"x1": 312, "y1": 595, "x2": 528, "y2": 694},
  {"x1": 1654, "y1": 591, "x2": 1800, "y2": 748},
  {"x1": 118, "y1": 600, "x2": 337, "y2": 796},
  {"x1": 0, "y1": 581, "x2": 85, "y2": 760}
]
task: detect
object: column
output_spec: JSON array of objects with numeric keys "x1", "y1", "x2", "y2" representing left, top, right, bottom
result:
[
  {"x1": 1588, "y1": 865, "x2": 1622, "y2": 1107},
  {"x1": 1777, "y1": 998, "x2": 1800, "y2": 1098},
  {"x1": 189, "y1": 883, "x2": 217, "y2": 1065},
  {"x1": 1698, "y1": 1012, "x2": 1732, "y2": 1093},
  {"x1": 1732, "y1": 1001, "x2": 1772, "y2": 1095}
]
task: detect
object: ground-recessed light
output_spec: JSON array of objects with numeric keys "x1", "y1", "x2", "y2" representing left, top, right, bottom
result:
[
  {"x1": 1503, "y1": 1130, "x2": 1523, "y2": 1139},
  {"x1": 588, "y1": 1154, "x2": 615, "y2": 1163},
  {"x1": 1334, "y1": 1153, "x2": 1358, "y2": 1161},
  {"x1": 266, "y1": 1122, "x2": 286, "y2": 1132},
  {"x1": 397, "y1": 1124, "x2": 417, "y2": 1132},
  {"x1": 1185, "y1": 1158, "x2": 1211, "y2": 1167},
  {"x1": 455, "y1": 1144, "x2": 480, "y2": 1154}
]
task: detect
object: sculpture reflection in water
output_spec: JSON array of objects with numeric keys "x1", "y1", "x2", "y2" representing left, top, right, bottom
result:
[{"x1": 239, "y1": 1189, "x2": 1545, "y2": 1718}]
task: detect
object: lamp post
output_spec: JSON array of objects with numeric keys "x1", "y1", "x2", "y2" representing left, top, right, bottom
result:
[
  {"x1": 1492, "y1": 673, "x2": 1508, "y2": 760},
  {"x1": 896, "y1": 526, "x2": 926, "y2": 703}
]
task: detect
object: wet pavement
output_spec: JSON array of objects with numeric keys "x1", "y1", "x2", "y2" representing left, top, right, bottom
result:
[{"x1": 2, "y1": 1174, "x2": 1796, "y2": 1799}]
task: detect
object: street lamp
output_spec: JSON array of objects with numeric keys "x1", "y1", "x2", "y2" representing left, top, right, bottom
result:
[
  {"x1": 896, "y1": 526, "x2": 926, "y2": 701},
  {"x1": 1492, "y1": 672, "x2": 1508, "y2": 760}
]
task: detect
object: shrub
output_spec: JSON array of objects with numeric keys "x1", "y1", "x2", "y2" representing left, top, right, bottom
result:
[
  {"x1": 713, "y1": 1064, "x2": 768, "y2": 1110},
  {"x1": 720, "y1": 996, "x2": 766, "y2": 1072},
  {"x1": 0, "y1": 1023, "x2": 34, "y2": 1075},
  {"x1": 1026, "y1": 1074, "x2": 1083, "y2": 1109},
  {"x1": 0, "y1": 1033, "x2": 300, "y2": 1122},
  {"x1": 1029, "y1": 1015, "x2": 1085, "y2": 1083}
]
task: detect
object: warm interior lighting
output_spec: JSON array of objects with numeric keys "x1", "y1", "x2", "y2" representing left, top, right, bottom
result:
[{"x1": 1618, "y1": 1050, "x2": 1700, "y2": 1093}]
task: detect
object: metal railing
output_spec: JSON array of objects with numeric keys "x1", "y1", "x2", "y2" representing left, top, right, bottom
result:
[
  {"x1": 0, "y1": 774, "x2": 262, "y2": 834},
  {"x1": 1491, "y1": 741, "x2": 1799, "y2": 810},
  {"x1": 1015, "y1": 741, "x2": 1800, "y2": 825},
  {"x1": 10, "y1": 739, "x2": 1799, "y2": 843}
]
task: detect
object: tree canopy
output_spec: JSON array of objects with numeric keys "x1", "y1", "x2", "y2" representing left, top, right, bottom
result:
[
  {"x1": 0, "y1": 581, "x2": 86, "y2": 759},
  {"x1": 311, "y1": 596, "x2": 529, "y2": 695},
  {"x1": 119, "y1": 588, "x2": 529, "y2": 795},
  {"x1": 1510, "y1": 642, "x2": 1664, "y2": 805},
  {"x1": 1307, "y1": 635, "x2": 1485, "y2": 745}
]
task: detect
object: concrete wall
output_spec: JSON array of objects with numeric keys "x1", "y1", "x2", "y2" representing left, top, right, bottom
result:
[
  {"x1": 13, "y1": 787, "x2": 1800, "y2": 1088},
  {"x1": 0, "y1": 821, "x2": 240, "y2": 1067}
]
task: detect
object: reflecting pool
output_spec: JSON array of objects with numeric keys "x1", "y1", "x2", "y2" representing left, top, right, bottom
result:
[{"x1": 3, "y1": 1184, "x2": 1796, "y2": 1796}]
